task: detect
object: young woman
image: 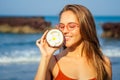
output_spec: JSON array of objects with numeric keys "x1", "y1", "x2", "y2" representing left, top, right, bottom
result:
[{"x1": 34, "y1": 4, "x2": 112, "y2": 80}]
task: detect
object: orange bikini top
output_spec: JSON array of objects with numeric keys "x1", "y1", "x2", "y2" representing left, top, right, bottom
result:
[
  {"x1": 54, "y1": 56, "x2": 75, "y2": 80},
  {"x1": 54, "y1": 56, "x2": 96, "y2": 80}
]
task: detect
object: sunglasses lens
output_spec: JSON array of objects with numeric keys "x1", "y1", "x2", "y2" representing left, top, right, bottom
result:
[{"x1": 57, "y1": 23, "x2": 78, "y2": 31}]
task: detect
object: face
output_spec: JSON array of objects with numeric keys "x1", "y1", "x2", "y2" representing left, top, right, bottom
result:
[{"x1": 58, "y1": 10, "x2": 82, "y2": 48}]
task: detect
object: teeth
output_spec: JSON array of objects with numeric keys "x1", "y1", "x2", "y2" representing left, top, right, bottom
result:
[
  {"x1": 65, "y1": 36, "x2": 70, "y2": 38},
  {"x1": 46, "y1": 29, "x2": 64, "y2": 47},
  {"x1": 65, "y1": 36, "x2": 71, "y2": 40}
]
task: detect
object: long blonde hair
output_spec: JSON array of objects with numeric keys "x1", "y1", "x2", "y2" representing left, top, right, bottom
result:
[{"x1": 59, "y1": 4, "x2": 108, "y2": 80}]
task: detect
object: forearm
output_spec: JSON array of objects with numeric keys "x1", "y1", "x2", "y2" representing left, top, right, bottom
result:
[{"x1": 34, "y1": 55, "x2": 52, "y2": 80}]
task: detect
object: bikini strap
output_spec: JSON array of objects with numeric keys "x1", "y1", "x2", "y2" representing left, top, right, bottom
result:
[{"x1": 54, "y1": 55, "x2": 60, "y2": 69}]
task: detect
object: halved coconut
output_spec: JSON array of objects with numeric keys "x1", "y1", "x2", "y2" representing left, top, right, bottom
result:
[{"x1": 46, "y1": 29, "x2": 64, "y2": 47}]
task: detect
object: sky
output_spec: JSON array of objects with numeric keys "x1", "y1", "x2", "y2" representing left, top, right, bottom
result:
[{"x1": 0, "y1": 0, "x2": 120, "y2": 16}]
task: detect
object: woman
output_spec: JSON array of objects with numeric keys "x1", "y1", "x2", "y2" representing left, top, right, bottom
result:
[{"x1": 34, "y1": 4, "x2": 112, "y2": 80}]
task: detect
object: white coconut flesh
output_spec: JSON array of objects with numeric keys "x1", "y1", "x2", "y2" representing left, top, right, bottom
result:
[{"x1": 46, "y1": 29, "x2": 64, "y2": 47}]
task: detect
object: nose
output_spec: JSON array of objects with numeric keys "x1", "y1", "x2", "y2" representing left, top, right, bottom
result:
[{"x1": 63, "y1": 26, "x2": 69, "y2": 33}]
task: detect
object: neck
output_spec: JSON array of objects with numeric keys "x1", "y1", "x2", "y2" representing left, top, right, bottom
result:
[{"x1": 66, "y1": 42, "x2": 85, "y2": 57}]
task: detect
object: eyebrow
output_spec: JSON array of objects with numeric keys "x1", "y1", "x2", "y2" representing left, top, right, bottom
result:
[{"x1": 59, "y1": 22, "x2": 78, "y2": 24}]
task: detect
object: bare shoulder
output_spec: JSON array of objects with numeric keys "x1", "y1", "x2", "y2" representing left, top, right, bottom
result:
[
  {"x1": 103, "y1": 55, "x2": 112, "y2": 70},
  {"x1": 103, "y1": 55, "x2": 112, "y2": 80},
  {"x1": 103, "y1": 55, "x2": 111, "y2": 66}
]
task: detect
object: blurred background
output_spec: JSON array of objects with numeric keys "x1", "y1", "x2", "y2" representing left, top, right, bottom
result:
[{"x1": 0, "y1": 0, "x2": 120, "y2": 80}]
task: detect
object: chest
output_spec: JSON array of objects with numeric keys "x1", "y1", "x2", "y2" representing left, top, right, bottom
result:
[{"x1": 52, "y1": 57, "x2": 96, "y2": 79}]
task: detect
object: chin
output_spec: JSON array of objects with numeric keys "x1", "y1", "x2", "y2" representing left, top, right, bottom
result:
[
  {"x1": 65, "y1": 41, "x2": 81, "y2": 48},
  {"x1": 64, "y1": 43, "x2": 72, "y2": 48}
]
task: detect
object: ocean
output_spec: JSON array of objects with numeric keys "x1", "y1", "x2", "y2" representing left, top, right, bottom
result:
[{"x1": 0, "y1": 16, "x2": 120, "y2": 80}]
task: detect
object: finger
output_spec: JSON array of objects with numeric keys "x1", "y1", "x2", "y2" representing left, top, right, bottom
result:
[
  {"x1": 36, "y1": 30, "x2": 48, "y2": 45},
  {"x1": 36, "y1": 39, "x2": 41, "y2": 46},
  {"x1": 40, "y1": 30, "x2": 49, "y2": 43},
  {"x1": 41, "y1": 30, "x2": 49, "y2": 39}
]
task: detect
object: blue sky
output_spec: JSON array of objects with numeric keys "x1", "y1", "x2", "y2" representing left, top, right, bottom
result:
[{"x1": 0, "y1": 0, "x2": 120, "y2": 16}]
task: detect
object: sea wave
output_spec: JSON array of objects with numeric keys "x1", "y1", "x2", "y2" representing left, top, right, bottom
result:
[
  {"x1": 103, "y1": 48, "x2": 120, "y2": 57},
  {"x1": 0, "y1": 48, "x2": 120, "y2": 64},
  {"x1": 0, "y1": 41, "x2": 35, "y2": 46},
  {"x1": 0, "y1": 49, "x2": 40, "y2": 64}
]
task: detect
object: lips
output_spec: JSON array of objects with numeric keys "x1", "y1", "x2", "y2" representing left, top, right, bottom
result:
[{"x1": 64, "y1": 36, "x2": 71, "y2": 41}]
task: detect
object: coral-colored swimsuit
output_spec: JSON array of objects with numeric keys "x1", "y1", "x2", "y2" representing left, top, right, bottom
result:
[{"x1": 54, "y1": 56, "x2": 96, "y2": 80}]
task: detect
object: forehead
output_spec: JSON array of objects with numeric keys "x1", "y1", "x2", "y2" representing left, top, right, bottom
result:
[{"x1": 60, "y1": 11, "x2": 78, "y2": 24}]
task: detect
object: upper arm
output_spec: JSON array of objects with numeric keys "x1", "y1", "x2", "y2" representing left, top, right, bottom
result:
[{"x1": 104, "y1": 56, "x2": 112, "y2": 80}]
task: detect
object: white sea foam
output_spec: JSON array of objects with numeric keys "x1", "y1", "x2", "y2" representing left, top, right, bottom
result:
[
  {"x1": 103, "y1": 48, "x2": 120, "y2": 57},
  {"x1": 0, "y1": 48, "x2": 60, "y2": 64},
  {"x1": 0, "y1": 47, "x2": 120, "y2": 64},
  {"x1": 0, "y1": 49, "x2": 40, "y2": 64}
]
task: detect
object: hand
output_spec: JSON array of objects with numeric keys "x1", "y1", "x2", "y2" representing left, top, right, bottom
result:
[{"x1": 36, "y1": 30, "x2": 59, "y2": 57}]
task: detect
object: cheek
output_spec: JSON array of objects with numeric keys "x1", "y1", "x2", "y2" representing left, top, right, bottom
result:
[
  {"x1": 73, "y1": 29, "x2": 81, "y2": 40},
  {"x1": 72, "y1": 30, "x2": 82, "y2": 44},
  {"x1": 73, "y1": 33, "x2": 81, "y2": 42},
  {"x1": 65, "y1": 31, "x2": 81, "y2": 47}
]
